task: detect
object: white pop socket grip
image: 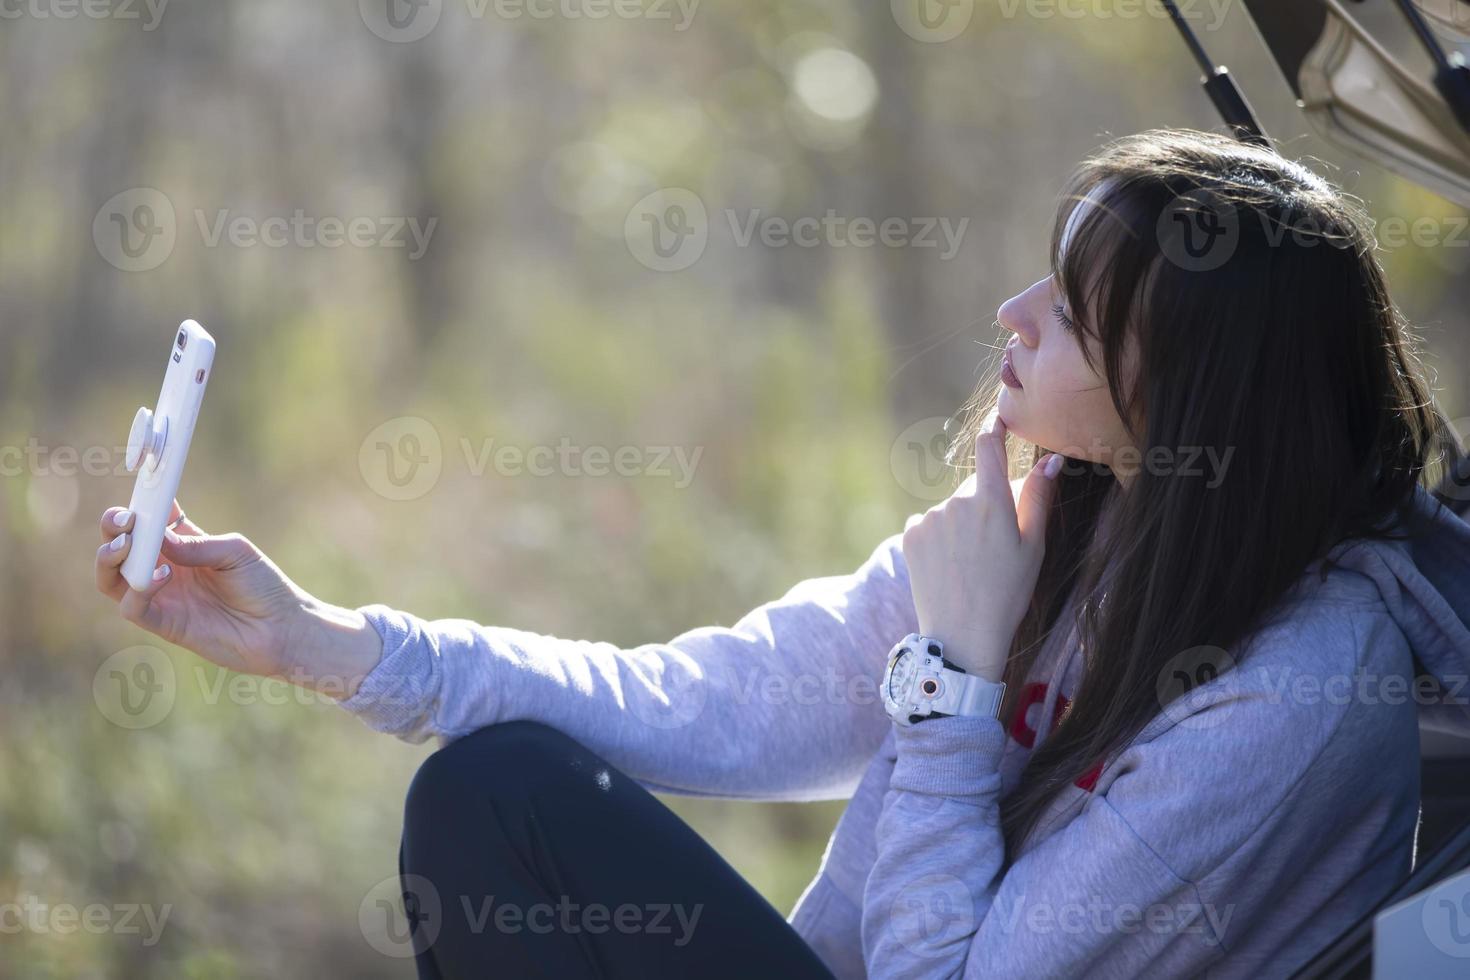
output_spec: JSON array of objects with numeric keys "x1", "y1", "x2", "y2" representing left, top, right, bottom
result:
[{"x1": 125, "y1": 406, "x2": 169, "y2": 472}]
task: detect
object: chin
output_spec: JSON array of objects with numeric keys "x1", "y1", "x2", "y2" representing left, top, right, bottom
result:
[{"x1": 996, "y1": 386, "x2": 1025, "y2": 436}]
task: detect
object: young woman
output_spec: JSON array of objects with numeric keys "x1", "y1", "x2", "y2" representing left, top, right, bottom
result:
[{"x1": 95, "y1": 128, "x2": 1470, "y2": 978}]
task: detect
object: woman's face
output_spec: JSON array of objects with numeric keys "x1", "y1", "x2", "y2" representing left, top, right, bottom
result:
[{"x1": 994, "y1": 269, "x2": 1138, "y2": 471}]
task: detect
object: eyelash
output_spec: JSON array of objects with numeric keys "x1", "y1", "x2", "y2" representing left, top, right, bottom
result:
[{"x1": 1051, "y1": 303, "x2": 1076, "y2": 334}]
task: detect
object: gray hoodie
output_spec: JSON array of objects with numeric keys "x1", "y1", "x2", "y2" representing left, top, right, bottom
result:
[{"x1": 340, "y1": 483, "x2": 1470, "y2": 977}]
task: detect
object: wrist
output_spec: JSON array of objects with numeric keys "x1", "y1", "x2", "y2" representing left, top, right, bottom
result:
[
  {"x1": 283, "y1": 598, "x2": 385, "y2": 701},
  {"x1": 914, "y1": 625, "x2": 1008, "y2": 682}
]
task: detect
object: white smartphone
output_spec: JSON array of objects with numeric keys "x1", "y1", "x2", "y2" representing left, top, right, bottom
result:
[{"x1": 121, "y1": 319, "x2": 216, "y2": 592}]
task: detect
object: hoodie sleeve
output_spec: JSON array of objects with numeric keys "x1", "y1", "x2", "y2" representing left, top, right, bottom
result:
[
  {"x1": 336, "y1": 531, "x2": 917, "y2": 802},
  {"x1": 861, "y1": 603, "x2": 1417, "y2": 977}
]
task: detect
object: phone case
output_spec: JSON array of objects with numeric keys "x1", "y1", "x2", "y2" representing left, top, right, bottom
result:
[{"x1": 121, "y1": 320, "x2": 215, "y2": 592}]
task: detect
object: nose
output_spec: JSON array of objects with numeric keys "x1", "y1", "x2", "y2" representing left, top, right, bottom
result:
[{"x1": 996, "y1": 277, "x2": 1047, "y2": 347}]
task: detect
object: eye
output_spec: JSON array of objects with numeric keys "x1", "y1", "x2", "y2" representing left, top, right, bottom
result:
[{"x1": 1051, "y1": 302, "x2": 1076, "y2": 334}]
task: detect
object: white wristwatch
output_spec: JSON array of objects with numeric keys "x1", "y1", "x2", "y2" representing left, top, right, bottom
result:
[{"x1": 882, "y1": 633, "x2": 1006, "y2": 726}]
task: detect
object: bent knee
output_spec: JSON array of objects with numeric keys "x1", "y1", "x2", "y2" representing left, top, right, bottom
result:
[{"x1": 404, "y1": 720, "x2": 585, "y2": 822}]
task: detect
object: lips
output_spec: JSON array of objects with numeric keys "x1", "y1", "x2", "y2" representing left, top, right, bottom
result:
[{"x1": 1001, "y1": 346, "x2": 1023, "y2": 389}]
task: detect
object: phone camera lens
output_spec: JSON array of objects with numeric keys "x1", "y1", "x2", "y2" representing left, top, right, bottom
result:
[{"x1": 177, "y1": 330, "x2": 187, "y2": 350}]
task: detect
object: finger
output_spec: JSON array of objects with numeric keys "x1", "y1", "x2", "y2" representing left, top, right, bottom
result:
[
  {"x1": 118, "y1": 562, "x2": 173, "y2": 634},
  {"x1": 100, "y1": 506, "x2": 134, "y2": 542},
  {"x1": 166, "y1": 499, "x2": 206, "y2": 536},
  {"x1": 160, "y1": 527, "x2": 256, "y2": 569},
  {"x1": 974, "y1": 417, "x2": 1009, "y2": 489},
  {"x1": 984, "y1": 411, "x2": 1008, "y2": 477},
  {"x1": 973, "y1": 420, "x2": 1017, "y2": 516},
  {"x1": 95, "y1": 530, "x2": 132, "y2": 600},
  {"x1": 1017, "y1": 453, "x2": 1064, "y2": 546}
]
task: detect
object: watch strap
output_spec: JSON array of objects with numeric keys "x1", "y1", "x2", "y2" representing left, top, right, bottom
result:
[{"x1": 927, "y1": 666, "x2": 1005, "y2": 719}]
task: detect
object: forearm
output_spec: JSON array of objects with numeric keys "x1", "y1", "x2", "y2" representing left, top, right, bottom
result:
[
  {"x1": 862, "y1": 715, "x2": 1009, "y2": 973},
  {"x1": 330, "y1": 531, "x2": 920, "y2": 801},
  {"x1": 337, "y1": 603, "x2": 898, "y2": 801},
  {"x1": 281, "y1": 598, "x2": 385, "y2": 702}
]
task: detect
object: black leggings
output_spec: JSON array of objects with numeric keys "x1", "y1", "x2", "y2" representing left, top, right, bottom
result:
[{"x1": 397, "y1": 720, "x2": 839, "y2": 979}]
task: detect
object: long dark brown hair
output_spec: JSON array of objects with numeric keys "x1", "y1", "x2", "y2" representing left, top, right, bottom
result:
[{"x1": 945, "y1": 128, "x2": 1458, "y2": 859}]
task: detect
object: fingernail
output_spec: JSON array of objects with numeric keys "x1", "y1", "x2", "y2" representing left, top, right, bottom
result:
[
  {"x1": 1043, "y1": 453, "x2": 1064, "y2": 479},
  {"x1": 110, "y1": 532, "x2": 128, "y2": 552},
  {"x1": 113, "y1": 509, "x2": 132, "y2": 527},
  {"x1": 152, "y1": 564, "x2": 170, "y2": 582}
]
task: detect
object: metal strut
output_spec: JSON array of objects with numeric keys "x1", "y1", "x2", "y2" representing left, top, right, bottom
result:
[
  {"x1": 1391, "y1": 0, "x2": 1470, "y2": 136},
  {"x1": 1157, "y1": 0, "x2": 1271, "y2": 146}
]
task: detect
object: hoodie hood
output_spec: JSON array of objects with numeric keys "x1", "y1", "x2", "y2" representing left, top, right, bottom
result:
[{"x1": 1312, "y1": 485, "x2": 1470, "y2": 737}]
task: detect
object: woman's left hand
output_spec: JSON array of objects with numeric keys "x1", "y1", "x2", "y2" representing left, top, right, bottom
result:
[{"x1": 901, "y1": 413, "x2": 1063, "y2": 681}]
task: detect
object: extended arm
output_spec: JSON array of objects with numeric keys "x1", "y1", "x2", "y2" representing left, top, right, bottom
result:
[{"x1": 337, "y1": 530, "x2": 918, "y2": 802}]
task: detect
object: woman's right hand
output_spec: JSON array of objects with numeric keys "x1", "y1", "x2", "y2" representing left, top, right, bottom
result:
[{"x1": 94, "y1": 500, "x2": 382, "y2": 698}]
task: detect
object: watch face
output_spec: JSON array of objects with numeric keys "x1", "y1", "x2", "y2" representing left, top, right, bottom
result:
[{"x1": 887, "y1": 649, "x2": 918, "y2": 703}]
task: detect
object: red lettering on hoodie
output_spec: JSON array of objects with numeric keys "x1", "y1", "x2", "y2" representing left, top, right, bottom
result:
[{"x1": 1009, "y1": 680, "x2": 1102, "y2": 793}]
